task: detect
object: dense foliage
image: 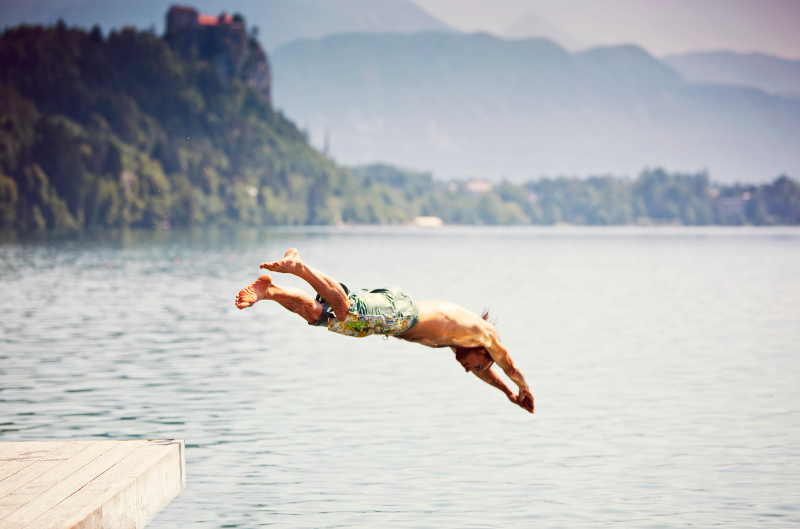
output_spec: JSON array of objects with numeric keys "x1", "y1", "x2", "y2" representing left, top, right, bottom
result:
[
  {"x1": 0, "y1": 24, "x2": 798, "y2": 230},
  {"x1": 0, "y1": 22, "x2": 345, "y2": 230}
]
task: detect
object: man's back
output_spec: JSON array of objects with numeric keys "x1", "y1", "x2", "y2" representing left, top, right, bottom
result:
[{"x1": 396, "y1": 300, "x2": 492, "y2": 348}]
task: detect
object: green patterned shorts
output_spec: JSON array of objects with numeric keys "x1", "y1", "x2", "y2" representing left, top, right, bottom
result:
[{"x1": 310, "y1": 284, "x2": 419, "y2": 337}]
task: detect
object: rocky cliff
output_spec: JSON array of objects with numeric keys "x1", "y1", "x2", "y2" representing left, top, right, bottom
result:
[{"x1": 164, "y1": 5, "x2": 270, "y2": 103}]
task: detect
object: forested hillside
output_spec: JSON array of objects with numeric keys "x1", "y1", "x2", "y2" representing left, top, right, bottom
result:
[{"x1": 0, "y1": 22, "x2": 350, "y2": 230}]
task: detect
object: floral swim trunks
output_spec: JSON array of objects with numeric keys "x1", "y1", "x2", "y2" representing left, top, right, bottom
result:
[{"x1": 310, "y1": 284, "x2": 419, "y2": 337}]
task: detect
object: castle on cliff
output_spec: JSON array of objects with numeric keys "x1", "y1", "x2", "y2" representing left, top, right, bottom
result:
[
  {"x1": 167, "y1": 5, "x2": 245, "y2": 31},
  {"x1": 165, "y1": 5, "x2": 270, "y2": 103}
]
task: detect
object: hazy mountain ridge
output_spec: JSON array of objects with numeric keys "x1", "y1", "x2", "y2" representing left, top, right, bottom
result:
[
  {"x1": 663, "y1": 51, "x2": 800, "y2": 98},
  {"x1": 272, "y1": 32, "x2": 800, "y2": 182},
  {"x1": 502, "y1": 14, "x2": 583, "y2": 50}
]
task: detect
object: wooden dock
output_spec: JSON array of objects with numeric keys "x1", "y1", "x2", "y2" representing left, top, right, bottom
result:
[{"x1": 0, "y1": 440, "x2": 185, "y2": 529}]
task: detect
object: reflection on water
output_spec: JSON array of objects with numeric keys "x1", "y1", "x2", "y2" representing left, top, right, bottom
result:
[{"x1": 2, "y1": 227, "x2": 799, "y2": 527}]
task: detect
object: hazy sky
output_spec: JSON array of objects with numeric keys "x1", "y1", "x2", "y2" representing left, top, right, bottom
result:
[
  {"x1": 1, "y1": 0, "x2": 798, "y2": 58},
  {"x1": 410, "y1": 0, "x2": 800, "y2": 58}
]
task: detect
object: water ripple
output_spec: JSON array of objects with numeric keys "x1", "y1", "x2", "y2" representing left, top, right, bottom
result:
[{"x1": 1, "y1": 227, "x2": 799, "y2": 527}]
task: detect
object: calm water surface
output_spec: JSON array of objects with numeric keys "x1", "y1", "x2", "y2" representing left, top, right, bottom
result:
[{"x1": 1, "y1": 227, "x2": 799, "y2": 527}]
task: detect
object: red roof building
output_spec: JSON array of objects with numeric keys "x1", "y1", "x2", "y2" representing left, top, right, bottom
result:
[{"x1": 167, "y1": 5, "x2": 244, "y2": 31}]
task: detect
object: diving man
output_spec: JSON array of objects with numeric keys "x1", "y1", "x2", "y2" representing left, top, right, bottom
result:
[{"x1": 235, "y1": 249, "x2": 534, "y2": 413}]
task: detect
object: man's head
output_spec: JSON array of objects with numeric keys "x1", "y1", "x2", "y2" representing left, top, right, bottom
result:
[{"x1": 454, "y1": 346, "x2": 494, "y2": 373}]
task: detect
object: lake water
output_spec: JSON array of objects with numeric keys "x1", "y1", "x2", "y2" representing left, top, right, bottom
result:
[{"x1": 2, "y1": 227, "x2": 799, "y2": 527}]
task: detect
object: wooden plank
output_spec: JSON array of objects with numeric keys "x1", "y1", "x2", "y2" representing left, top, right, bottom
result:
[
  {"x1": 28, "y1": 440, "x2": 185, "y2": 529},
  {"x1": 0, "y1": 442, "x2": 72, "y2": 482},
  {"x1": 126, "y1": 440, "x2": 185, "y2": 528},
  {"x1": 0, "y1": 442, "x2": 97, "y2": 500},
  {"x1": 0, "y1": 443, "x2": 24, "y2": 458},
  {"x1": 0, "y1": 440, "x2": 185, "y2": 529},
  {"x1": 1, "y1": 442, "x2": 66, "y2": 466},
  {"x1": 71, "y1": 440, "x2": 185, "y2": 529},
  {"x1": 0, "y1": 442, "x2": 71, "y2": 478},
  {"x1": 0, "y1": 440, "x2": 124, "y2": 524},
  {"x1": 76, "y1": 440, "x2": 184, "y2": 529},
  {"x1": 0, "y1": 442, "x2": 57, "y2": 463}
]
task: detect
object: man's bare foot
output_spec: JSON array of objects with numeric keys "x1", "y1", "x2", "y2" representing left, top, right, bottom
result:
[
  {"x1": 235, "y1": 274, "x2": 273, "y2": 310},
  {"x1": 260, "y1": 248, "x2": 303, "y2": 274}
]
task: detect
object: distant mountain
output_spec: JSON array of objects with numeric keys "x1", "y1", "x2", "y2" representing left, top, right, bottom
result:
[
  {"x1": 502, "y1": 14, "x2": 583, "y2": 51},
  {"x1": 0, "y1": 0, "x2": 453, "y2": 51},
  {"x1": 663, "y1": 51, "x2": 800, "y2": 98},
  {"x1": 272, "y1": 32, "x2": 800, "y2": 183}
]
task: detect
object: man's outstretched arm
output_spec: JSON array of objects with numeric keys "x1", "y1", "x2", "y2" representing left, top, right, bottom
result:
[
  {"x1": 472, "y1": 368, "x2": 532, "y2": 412},
  {"x1": 481, "y1": 331, "x2": 534, "y2": 413}
]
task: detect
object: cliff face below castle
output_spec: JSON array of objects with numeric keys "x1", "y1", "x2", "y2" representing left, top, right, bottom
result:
[{"x1": 164, "y1": 17, "x2": 271, "y2": 103}]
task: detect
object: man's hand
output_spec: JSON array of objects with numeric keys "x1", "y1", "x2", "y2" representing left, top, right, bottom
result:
[
  {"x1": 517, "y1": 388, "x2": 534, "y2": 413},
  {"x1": 472, "y1": 367, "x2": 534, "y2": 414}
]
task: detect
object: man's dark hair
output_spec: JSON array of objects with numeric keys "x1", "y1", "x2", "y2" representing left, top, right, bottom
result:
[{"x1": 454, "y1": 345, "x2": 494, "y2": 366}]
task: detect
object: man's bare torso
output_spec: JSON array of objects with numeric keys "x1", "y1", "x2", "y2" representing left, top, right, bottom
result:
[{"x1": 396, "y1": 300, "x2": 492, "y2": 348}]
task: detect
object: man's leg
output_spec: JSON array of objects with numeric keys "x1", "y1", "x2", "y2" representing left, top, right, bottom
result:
[
  {"x1": 235, "y1": 274, "x2": 323, "y2": 324},
  {"x1": 260, "y1": 248, "x2": 351, "y2": 321}
]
